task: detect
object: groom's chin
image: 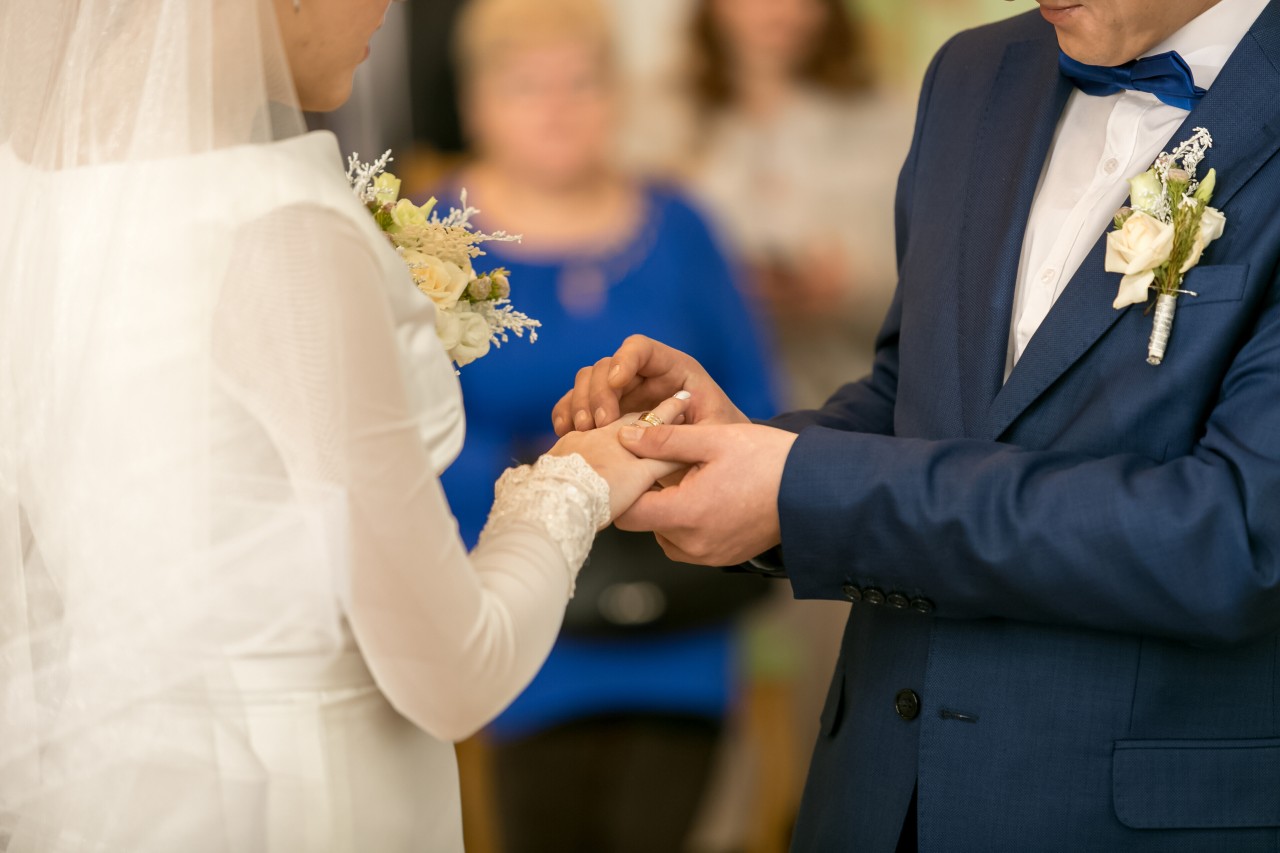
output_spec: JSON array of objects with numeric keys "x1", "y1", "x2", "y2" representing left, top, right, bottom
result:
[
  {"x1": 1054, "y1": 33, "x2": 1126, "y2": 68},
  {"x1": 1048, "y1": 12, "x2": 1150, "y2": 67}
]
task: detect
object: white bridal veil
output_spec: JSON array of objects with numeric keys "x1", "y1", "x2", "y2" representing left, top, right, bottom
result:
[{"x1": 0, "y1": 1, "x2": 318, "y2": 848}]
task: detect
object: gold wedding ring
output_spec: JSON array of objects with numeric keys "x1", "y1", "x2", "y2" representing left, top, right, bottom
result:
[{"x1": 635, "y1": 411, "x2": 664, "y2": 428}]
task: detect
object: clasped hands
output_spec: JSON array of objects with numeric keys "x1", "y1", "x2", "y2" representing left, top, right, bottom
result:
[{"x1": 547, "y1": 335, "x2": 797, "y2": 567}]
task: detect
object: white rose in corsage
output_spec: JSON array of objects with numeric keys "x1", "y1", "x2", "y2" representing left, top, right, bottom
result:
[
  {"x1": 1105, "y1": 127, "x2": 1227, "y2": 366},
  {"x1": 372, "y1": 172, "x2": 402, "y2": 205},
  {"x1": 346, "y1": 150, "x2": 540, "y2": 368},
  {"x1": 403, "y1": 249, "x2": 471, "y2": 312},
  {"x1": 389, "y1": 198, "x2": 431, "y2": 232},
  {"x1": 436, "y1": 308, "x2": 492, "y2": 367}
]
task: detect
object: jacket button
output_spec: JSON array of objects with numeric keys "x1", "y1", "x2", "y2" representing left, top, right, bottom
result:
[
  {"x1": 841, "y1": 584, "x2": 862, "y2": 603},
  {"x1": 895, "y1": 689, "x2": 921, "y2": 722},
  {"x1": 886, "y1": 592, "x2": 910, "y2": 610},
  {"x1": 863, "y1": 588, "x2": 886, "y2": 606},
  {"x1": 910, "y1": 597, "x2": 935, "y2": 615}
]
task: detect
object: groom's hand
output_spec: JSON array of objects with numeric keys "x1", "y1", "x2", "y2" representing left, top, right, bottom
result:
[
  {"x1": 552, "y1": 335, "x2": 748, "y2": 435},
  {"x1": 613, "y1": 422, "x2": 797, "y2": 566}
]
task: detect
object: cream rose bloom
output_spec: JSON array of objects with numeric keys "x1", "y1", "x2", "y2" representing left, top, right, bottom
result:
[
  {"x1": 1127, "y1": 169, "x2": 1165, "y2": 216},
  {"x1": 436, "y1": 308, "x2": 492, "y2": 367},
  {"x1": 404, "y1": 250, "x2": 470, "y2": 312},
  {"x1": 373, "y1": 172, "x2": 402, "y2": 204},
  {"x1": 1106, "y1": 211, "x2": 1175, "y2": 309},
  {"x1": 389, "y1": 198, "x2": 428, "y2": 231},
  {"x1": 1180, "y1": 206, "x2": 1227, "y2": 273}
]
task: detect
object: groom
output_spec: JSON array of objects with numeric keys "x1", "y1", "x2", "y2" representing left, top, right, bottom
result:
[{"x1": 555, "y1": 0, "x2": 1280, "y2": 849}]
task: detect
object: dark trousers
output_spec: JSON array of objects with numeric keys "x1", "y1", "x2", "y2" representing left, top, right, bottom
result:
[{"x1": 492, "y1": 714, "x2": 722, "y2": 853}]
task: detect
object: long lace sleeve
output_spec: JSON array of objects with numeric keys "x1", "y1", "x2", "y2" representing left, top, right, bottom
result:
[{"x1": 214, "y1": 204, "x2": 605, "y2": 742}]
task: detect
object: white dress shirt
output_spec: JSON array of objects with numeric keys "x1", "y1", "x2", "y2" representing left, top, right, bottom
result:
[{"x1": 1006, "y1": 0, "x2": 1268, "y2": 377}]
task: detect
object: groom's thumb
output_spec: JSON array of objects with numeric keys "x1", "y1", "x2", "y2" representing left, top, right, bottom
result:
[{"x1": 618, "y1": 424, "x2": 714, "y2": 465}]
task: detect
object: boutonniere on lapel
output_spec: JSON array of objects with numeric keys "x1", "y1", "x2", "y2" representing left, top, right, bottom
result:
[{"x1": 1105, "y1": 127, "x2": 1226, "y2": 365}]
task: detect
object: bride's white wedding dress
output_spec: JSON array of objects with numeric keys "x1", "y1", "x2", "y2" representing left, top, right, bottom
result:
[{"x1": 0, "y1": 129, "x2": 608, "y2": 851}]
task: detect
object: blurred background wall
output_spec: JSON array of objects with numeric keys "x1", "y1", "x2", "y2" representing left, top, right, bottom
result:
[{"x1": 858, "y1": 0, "x2": 1026, "y2": 93}]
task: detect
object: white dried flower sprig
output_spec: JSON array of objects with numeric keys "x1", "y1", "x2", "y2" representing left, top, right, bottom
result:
[
  {"x1": 471, "y1": 298, "x2": 541, "y2": 347},
  {"x1": 1155, "y1": 126, "x2": 1213, "y2": 187},
  {"x1": 347, "y1": 151, "x2": 540, "y2": 367},
  {"x1": 346, "y1": 149, "x2": 395, "y2": 207}
]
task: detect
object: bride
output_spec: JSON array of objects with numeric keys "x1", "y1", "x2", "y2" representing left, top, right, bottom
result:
[{"x1": 0, "y1": 0, "x2": 690, "y2": 850}]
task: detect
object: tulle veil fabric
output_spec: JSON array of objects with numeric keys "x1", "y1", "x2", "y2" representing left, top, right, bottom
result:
[{"x1": 0, "y1": 1, "x2": 345, "y2": 848}]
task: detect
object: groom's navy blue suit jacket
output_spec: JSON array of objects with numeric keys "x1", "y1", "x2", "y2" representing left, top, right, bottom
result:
[{"x1": 771, "y1": 6, "x2": 1280, "y2": 851}]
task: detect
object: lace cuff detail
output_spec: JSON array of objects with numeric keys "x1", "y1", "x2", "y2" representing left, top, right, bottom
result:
[{"x1": 480, "y1": 453, "x2": 610, "y2": 594}]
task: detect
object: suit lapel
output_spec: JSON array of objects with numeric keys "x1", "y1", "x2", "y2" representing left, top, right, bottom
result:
[
  {"x1": 955, "y1": 36, "x2": 1072, "y2": 437},
  {"x1": 986, "y1": 2, "x2": 1280, "y2": 441}
]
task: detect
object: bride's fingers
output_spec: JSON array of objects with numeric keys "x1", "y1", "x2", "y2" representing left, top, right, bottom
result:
[
  {"x1": 657, "y1": 466, "x2": 688, "y2": 488},
  {"x1": 639, "y1": 456, "x2": 684, "y2": 482},
  {"x1": 627, "y1": 390, "x2": 692, "y2": 430}
]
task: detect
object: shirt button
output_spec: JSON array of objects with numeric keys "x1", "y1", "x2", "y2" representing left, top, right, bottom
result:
[
  {"x1": 1104, "y1": 157, "x2": 1120, "y2": 174},
  {"x1": 841, "y1": 583, "x2": 862, "y2": 603},
  {"x1": 1040, "y1": 268, "x2": 1056, "y2": 284},
  {"x1": 895, "y1": 689, "x2": 922, "y2": 721}
]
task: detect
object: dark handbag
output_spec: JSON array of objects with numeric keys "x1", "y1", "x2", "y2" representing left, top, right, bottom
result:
[{"x1": 562, "y1": 524, "x2": 774, "y2": 637}]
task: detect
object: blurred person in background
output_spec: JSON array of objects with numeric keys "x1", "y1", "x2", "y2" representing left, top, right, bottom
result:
[
  {"x1": 650, "y1": 4, "x2": 915, "y2": 848},
  {"x1": 683, "y1": 0, "x2": 911, "y2": 411},
  {"x1": 433, "y1": 0, "x2": 778, "y2": 850}
]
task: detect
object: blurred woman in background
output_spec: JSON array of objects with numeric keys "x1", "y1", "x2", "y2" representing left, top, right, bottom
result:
[
  {"x1": 649, "y1": 4, "x2": 916, "y2": 848},
  {"x1": 433, "y1": 1, "x2": 777, "y2": 850},
  {"x1": 684, "y1": 0, "x2": 910, "y2": 410}
]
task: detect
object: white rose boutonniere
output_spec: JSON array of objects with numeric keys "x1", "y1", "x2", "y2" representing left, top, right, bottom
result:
[
  {"x1": 1106, "y1": 127, "x2": 1226, "y2": 365},
  {"x1": 346, "y1": 150, "x2": 540, "y2": 368},
  {"x1": 1107, "y1": 211, "x2": 1175, "y2": 309},
  {"x1": 1182, "y1": 204, "x2": 1226, "y2": 273}
]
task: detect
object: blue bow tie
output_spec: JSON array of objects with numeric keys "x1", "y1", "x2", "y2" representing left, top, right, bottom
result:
[{"x1": 1059, "y1": 50, "x2": 1207, "y2": 110}]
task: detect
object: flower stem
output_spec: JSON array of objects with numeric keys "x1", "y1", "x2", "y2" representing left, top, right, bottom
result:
[{"x1": 1148, "y1": 293, "x2": 1178, "y2": 365}]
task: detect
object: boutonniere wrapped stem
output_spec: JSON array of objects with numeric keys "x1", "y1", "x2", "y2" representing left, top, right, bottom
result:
[
  {"x1": 347, "y1": 151, "x2": 540, "y2": 368},
  {"x1": 1106, "y1": 127, "x2": 1226, "y2": 365}
]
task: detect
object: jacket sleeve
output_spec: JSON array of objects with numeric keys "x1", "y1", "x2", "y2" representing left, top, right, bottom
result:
[{"x1": 778, "y1": 278, "x2": 1280, "y2": 647}]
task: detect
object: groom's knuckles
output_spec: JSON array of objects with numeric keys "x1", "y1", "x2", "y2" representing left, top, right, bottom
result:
[
  {"x1": 570, "y1": 366, "x2": 599, "y2": 430},
  {"x1": 619, "y1": 333, "x2": 658, "y2": 368},
  {"x1": 588, "y1": 357, "x2": 621, "y2": 425},
  {"x1": 654, "y1": 532, "x2": 698, "y2": 565},
  {"x1": 551, "y1": 390, "x2": 574, "y2": 435}
]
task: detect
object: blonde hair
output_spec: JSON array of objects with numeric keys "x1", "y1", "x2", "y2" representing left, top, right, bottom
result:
[{"x1": 454, "y1": 0, "x2": 616, "y2": 81}]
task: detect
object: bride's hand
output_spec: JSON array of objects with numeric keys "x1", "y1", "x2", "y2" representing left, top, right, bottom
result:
[{"x1": 547, "y1": 392, "x2": 693, "y2": 522}]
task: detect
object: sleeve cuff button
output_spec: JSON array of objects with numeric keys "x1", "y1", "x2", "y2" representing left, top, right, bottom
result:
[{"x1": 910, "y1": 597, "x2": 935, "y2": 615}]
